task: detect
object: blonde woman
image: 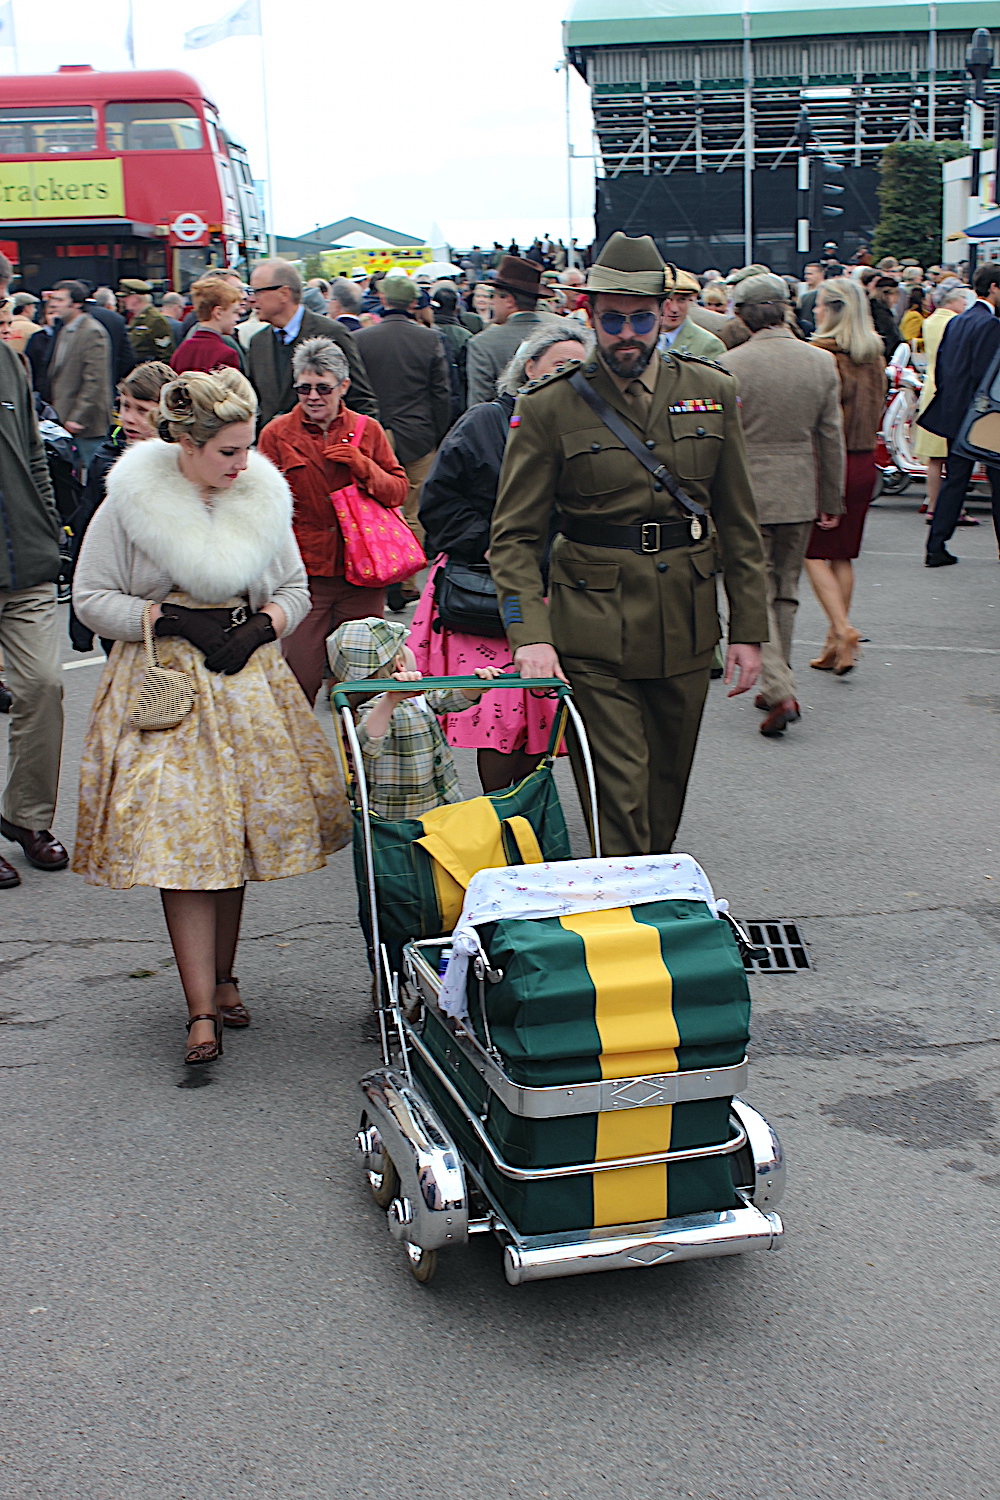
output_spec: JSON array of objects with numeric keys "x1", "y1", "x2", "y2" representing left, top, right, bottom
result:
[
  {"x1": 805, "y1": 278, "x2": 887, "y2": 675},
  {"x1": 72, "y1": 369, "x2": 350, "y2": 1068}
]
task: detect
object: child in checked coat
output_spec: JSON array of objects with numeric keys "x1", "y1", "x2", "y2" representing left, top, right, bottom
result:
[{"x1": 327, "y1": 617, "x2": 500, "y2": 819}]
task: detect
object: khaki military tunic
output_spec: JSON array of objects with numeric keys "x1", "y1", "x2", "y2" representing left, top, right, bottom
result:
[
  {"x1": 127, "y1": 309, "x2": 174, "y2": 363},
  {"x1": 489, "y1": 348, "x2": 768, "y2": 854}
]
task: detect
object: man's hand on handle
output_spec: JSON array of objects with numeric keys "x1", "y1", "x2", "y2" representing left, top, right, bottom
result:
[
  {"x1": 724, "y1": 644, "x2": 761, "y2": 697},
  {"x1": 513, "y1": 643, "x2": 569, "y2": 685}
]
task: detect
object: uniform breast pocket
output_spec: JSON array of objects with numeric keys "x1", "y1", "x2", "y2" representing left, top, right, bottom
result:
[
  {"x1": 690, "y1": 547, "x2": 722, "y2": 657},
  {"x1": 667, "y1": 412, "x2": 724, "y2": 481},
  {"x1": 549, "y1": 557, "x2": 623, "y2": 665},
  {"x1": 561, "y1": 429, "x2": 630, "y2": 496}
]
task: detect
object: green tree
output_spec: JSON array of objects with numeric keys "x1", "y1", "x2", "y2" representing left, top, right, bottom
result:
[
  {"x1": 302, "y1": 253, "x2": 324, "y2": 280},
  {"x1": 872, "y1": 140, "x2": 968, "y2": 264}
]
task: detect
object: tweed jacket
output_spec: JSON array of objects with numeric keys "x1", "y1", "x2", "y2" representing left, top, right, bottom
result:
[
  {"x1": 49, "y1": 313, "x2": 114, "y2": 438},
  {"x1": 73, "y1": 439, "x2": 309, "y2": 643},
  {"x1": 465, "y1": 310, "x2": 555, "y2": 406},
  {"x1": 248, "y1": 308, "x2": 380, "y2": 431},
  {"x1": 354, "y1": 310, "x2": 452, "y2": 465},
  {"x1": 719, "y1": 325, "x2": 845, "y2": 526},
  {"x1": 660, "y1": 318, "x2": 726, "y2": 361}
]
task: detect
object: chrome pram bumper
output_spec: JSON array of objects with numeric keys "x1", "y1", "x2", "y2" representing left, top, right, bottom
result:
[
  {"x1": 500, "y1": 1202, "x2": 783, "y2": 1286},
  {"x1": 357, "y1": 1064, "x2": 784, "y2": 1284}
]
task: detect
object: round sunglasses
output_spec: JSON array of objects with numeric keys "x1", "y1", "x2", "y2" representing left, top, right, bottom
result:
[{"x1": 597, "y1": 310, "x2": 659, "y2": 336}]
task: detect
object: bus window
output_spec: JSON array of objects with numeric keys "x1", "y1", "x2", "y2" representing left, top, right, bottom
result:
[
  {"x1": 0, "y1": 105, "x2": 97, "y2": 155},
  {"x1": 105, "y1": 102, "x2": 203, "y2": 152}
]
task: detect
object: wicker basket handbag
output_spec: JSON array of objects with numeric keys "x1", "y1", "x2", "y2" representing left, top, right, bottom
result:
[{"x1": 127, "y1": 604, "x2": 196, "y2": 731}]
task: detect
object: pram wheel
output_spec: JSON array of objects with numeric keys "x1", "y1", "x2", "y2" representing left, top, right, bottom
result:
[
  {"x1": 404, "y1": 1244, "x2": 437, "y2": 1284},
  {"x1": 358, "y1": 1114, "x2": 400, "y2": 1208}
]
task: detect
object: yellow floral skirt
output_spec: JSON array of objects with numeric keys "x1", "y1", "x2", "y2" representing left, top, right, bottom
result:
[{"x1": 73, "y1": 604, "x2": 352, "y2": 890}]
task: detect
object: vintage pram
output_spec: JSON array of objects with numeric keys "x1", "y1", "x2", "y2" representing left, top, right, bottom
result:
[{"x1": 332, "y1": 676, "x2": 785, "y2": 1285}]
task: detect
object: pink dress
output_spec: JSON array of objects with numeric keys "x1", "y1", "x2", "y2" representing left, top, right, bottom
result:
[{"x1": 409, "y1": 555, "x2": 561, "y2": 755}]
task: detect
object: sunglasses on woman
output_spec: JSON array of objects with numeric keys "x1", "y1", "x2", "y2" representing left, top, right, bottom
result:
[
  {"x1": 294, "y1": 382, "x2": 340, "y2": 397},
  {"x1": 597, "y1": 310, "x2": 659, "y2": 336}
]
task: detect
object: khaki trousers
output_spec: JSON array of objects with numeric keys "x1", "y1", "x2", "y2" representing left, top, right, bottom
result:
[
  {"x1": 758, "y1": 521, "x2": 813, "y2": 708},
  {"x1": 564, "y1": 659, "x2": 711, "y2": 856},
  {"x1": 0, "y1": 582, "x2": 64, "y2": 829},
  {"x1": 403, "y1": 449, "x2": 435, "y2": 546}
]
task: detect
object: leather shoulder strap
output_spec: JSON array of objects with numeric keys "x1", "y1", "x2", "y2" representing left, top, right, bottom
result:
[{"x1": 568, "y1": 369, "x2": 706, "y2": 522}]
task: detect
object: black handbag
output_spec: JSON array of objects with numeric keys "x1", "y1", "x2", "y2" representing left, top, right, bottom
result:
[{"x1": 433, "y1": 557, "x2": 506, "y2": 637}]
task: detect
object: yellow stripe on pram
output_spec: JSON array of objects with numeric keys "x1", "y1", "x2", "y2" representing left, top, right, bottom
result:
[{"x1": 559, "y1": 907, "x2": 679, "y2": 1227}]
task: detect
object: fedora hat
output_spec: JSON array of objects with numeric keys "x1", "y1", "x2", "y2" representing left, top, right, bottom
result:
[
  {"x1": 491, "y1": 256, "x2": 554, "y2": 302},
  {"x1": 586, "y1": 232, "x2": 667, "y2": 297}
]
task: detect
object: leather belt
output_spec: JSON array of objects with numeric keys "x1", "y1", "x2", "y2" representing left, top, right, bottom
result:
[{"x1": 560, "y1": 516, "x2": 704, "y2": 554}]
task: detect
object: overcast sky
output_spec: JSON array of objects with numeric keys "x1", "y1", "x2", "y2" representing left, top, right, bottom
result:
[{"x1": 3, "y1": 0, "x2": 596, "y2": 249}]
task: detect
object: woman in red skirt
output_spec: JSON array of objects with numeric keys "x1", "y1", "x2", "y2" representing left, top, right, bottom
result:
[{"x1": 804, "y1": 278, "x2": 887, "y2": 675}]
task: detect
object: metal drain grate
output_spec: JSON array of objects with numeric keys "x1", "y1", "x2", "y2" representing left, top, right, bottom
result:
[{"x1": 742, "y1": 921, "x2": 811, "y2": 973}]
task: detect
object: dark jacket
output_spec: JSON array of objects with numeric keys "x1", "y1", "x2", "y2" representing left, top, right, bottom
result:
[
  {"x1": 0, "y1": 341, "x2": 61, "y2": 592},
  {"x1": 419, "y1": 394, "x2": 515, "y2": 561},
  {"x1": 68, "y1": 429, "x2": 125, "y2": 651},
  {"x1": 85, "y1": 302, "x2": 135, "y2": 386},
  {"x1": 870, "y1": 298, "x2": 901, "y2": 360},
  {"x1": 248, "y1": 307, "x2": 379, "y2": 431},
  {"x1": 918, "y1": 300, "x2": 1000, "y2": 443},
  {"x1": 354, "y1": 310, "x2": 451, "y2": 465},
  {"x1": 25, "y1": 326, "x2": 56, "y2": 403}
]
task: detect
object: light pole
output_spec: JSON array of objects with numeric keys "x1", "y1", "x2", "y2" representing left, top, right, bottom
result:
[
  {"x1": 795, "y1": 107, "x2": 813, "y2": 263},
  {"x1": 965, "y1": 27, "x2": 993, "y2": 277},
  {"x1": 556, "y1": 59, "x2": 574, "y2": 262}
]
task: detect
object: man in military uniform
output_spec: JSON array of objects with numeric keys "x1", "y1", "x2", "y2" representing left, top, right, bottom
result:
[
  {"x1": 118, "y1": 280, "x2": 174, "y2": 364},
  {"x1": 489, "y1": 232, "x2": 768, "y2": 856}
]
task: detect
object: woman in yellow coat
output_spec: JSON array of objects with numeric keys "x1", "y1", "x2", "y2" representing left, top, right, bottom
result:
[{"x1": 914, "y1": 285, "x2": 973, "y2": 521}]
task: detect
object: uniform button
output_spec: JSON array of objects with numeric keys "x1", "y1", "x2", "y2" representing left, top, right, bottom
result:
[
  {"x1": 590, "y1": 442, "x2": 601, "y2": 452},
  {"x1": 653, "y1": 481, "x2": 663, "y2": 492},
  {"x1": 657, "y1": 561, "x2": 668, "y2": 573},
  {"x1": 696, "y1": 425, "x2": 705, "y2": 436},
  {"x1": 576, "y1": 578, "x2": 587, "y2": 589},
  {"x1": 645, "y1": 439, "x2": 655, "y2": 450}
]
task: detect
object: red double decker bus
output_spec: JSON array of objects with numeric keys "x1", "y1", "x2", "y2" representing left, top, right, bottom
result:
[{"x1": 0, "y1": 65, "x2": 267, "y2": 294}]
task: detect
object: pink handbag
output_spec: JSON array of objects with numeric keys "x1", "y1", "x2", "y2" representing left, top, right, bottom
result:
[{"x1": 330, "y1": 416, "x2": 426, "y2": 589}]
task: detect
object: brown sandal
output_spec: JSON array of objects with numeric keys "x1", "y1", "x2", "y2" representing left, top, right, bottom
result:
[
  {"x1": 185, "y1": 1012, "x2": 223, "y2": 1065},
  {"x1": 217, "y1": 976, "x2": 251, "y2": 1028}
]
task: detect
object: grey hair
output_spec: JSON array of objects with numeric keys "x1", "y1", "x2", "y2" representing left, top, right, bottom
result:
[
  {"x1": 330, "y1": 277, "x2": 362, "y2": 315},
  {"x1": 933, "y1": 282, "x2": 972, "y2": 310},
  {"x1": 253, "y1": 258, "x2": 302, "y2": 301},
  {"x1": 496, "y1": 321, "x2": 594, "y2": 396},
  {"x1": 292, "y1": 336, "x2": 349, "y2": 384},
  {"x1": 92, "y1": 286, "x2": 116, "y2": 309}
]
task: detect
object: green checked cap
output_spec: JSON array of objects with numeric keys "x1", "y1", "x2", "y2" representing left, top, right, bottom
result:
[{"x1": 327, "y1": 616, "x2": 408, "y2": 682}]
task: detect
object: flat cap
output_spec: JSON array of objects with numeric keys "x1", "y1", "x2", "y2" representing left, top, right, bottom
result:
[
  {"x1": 724, "y1": 263, "x2": 770, "y2": 287},
  {"x1": 732, "y1": 272, "x2": 789, "y2": 306}
]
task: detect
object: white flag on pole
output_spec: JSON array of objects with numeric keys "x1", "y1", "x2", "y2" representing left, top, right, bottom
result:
[
  {"x1": 184, "y1": 0, "x2": 261, "y2": 50},
  {"x1": 0, "y1": 0, "x2": 17, "y2": 50}
]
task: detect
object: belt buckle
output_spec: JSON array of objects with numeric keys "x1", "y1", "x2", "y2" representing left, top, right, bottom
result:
[
  {"x1": 640, "y1": 521, "x2": 661, "y2": 553},
  {"x1": 229, "y1": 604, "x2": 249, "y2": 628}
]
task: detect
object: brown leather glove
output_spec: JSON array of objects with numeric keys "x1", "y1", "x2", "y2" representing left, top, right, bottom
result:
[{"x1": 202, "y1": 612, "x2": 277, "y2": 676}]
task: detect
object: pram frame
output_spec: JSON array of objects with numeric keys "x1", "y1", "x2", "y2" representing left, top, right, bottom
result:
[{"x1": 334, "y1": 676, "x2": 785, "y2": 1284}]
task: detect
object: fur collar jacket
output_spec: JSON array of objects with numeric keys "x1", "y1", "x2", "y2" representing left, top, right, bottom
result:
[
  {"x1": 104, "y1": 439, "x2": 293, "y2": 600},
  {"x1": 73, "y1": 440, "x2": 310, "y2": 644}
]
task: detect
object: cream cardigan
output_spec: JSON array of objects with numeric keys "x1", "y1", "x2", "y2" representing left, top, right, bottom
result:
[{"x1": 73, "y1": 439, "x2": 310, "y2": 642}]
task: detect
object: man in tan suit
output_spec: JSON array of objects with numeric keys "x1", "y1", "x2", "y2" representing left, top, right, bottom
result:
[
  {"x1": 46, "y1": 280, "x2": 113, "y2": 471},
  {"x1": 719, "y1": 274, "x2": 845, "y2": 737}
]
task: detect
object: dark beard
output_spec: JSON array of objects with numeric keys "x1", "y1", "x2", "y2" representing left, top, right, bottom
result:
[{"x1": 601, "y1": 341, "x2": 655, "y2": 378}]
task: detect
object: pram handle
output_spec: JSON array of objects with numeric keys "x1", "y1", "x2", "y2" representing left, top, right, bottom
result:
[{"x1": 330, "y1": 676, "x2": 572, "y2": 709}]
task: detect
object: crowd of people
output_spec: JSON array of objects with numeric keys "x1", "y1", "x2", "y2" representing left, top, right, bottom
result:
[{"x1": 1, "y1": 229, "x2": 998, "y2": 1070}]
